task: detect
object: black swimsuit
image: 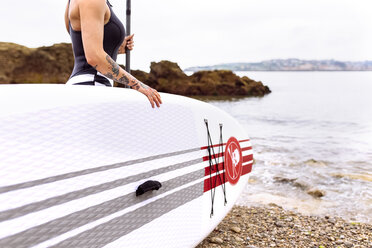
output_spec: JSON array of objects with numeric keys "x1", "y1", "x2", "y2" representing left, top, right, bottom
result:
[{"x1": 66, "y1": 0, "x2": 125, "y2": 86}]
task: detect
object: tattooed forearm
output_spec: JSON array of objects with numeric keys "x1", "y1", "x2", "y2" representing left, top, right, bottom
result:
[
  {"x1": 102, "y1": 55, "x2": 134, "y2": 87},
  {"x1": 131, "y1": 82, "x2": 140, "y2": 90},
  {"x1": 140, "y1": 82, "x2": 149, "y2": 89},
  {"x1": 100, "y1": 54, "x2": 151, "y2": 90},
  {"x1": 106, "y1": 55, "x2": 120, "y2": 77},
  {"x1": 118, "y1": 75, "x2": 130, "y2": 86},
  {"x1": 130, "y1": 82, "x2": 149, "y2": 90}
]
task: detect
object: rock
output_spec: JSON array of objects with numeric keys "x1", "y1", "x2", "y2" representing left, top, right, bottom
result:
[
  {"x1": 0, "y1": 43, "x2": 31, "y2": 83},
  {"x1": 0, "y1": 43, "x2": 271, "y2": 97},
  {"x1": 292, "y1": 179, "x2": 311, "y2": 190},
  {"x1": 275, "y1": 221, "x2": 285, "y2": 227},
  {"x1": 144, "y1": 60, "x2": 190, "y2": 93},
  {"x1": 234, "y1": 236, "x2": 244, "y2": 242},
  {"x1": 332, "y1": 173, "x2": 372, "y2": 182},
  {"x1": 0, "y1": 42, "x2": 73, "y2": 84},
  {"x1": 189, "y1": 70, "x2": 271, "y2": 96},
  {"x1": 273, "y1": 176, "x2": 297, "y2": 184},
  {"x1": 344, "y1": 241, "x2": 353, "y2": 247},
  {"x1": 131, "y1": 61, "x2": 271, "y2": 97},
  {"x1": 130, "y1": 69, "x2": 149, "y2": 84},
  {"x1": 328, "y1": 218, "x2": 336, "y2": 224},
  {"x1": 285, "y1": 217, "x2": 294, "y2": 222},
  {"x1": 210, "y1": 237, "x2": 223, "y2": 244},
  {"x1": 304, "y1": 159, "x2": 327, "y2": 166},
  {"x1": 307, "y1": 188, "x2": 326, "y2": 198},
  {"x1": 268, "y1": 203, "x2": 280, "y2": 208},
  {"x1": 143, "y1": 62, "x2": 271, "y2": 96},
  {"x1": 195, "y1": 205, "x2": 372, "y2": 248},
  {"x1": 273, "y1": 176, "x2": 314, "y2": 191},
  {"x1": 336, "y1": 239, "x2": 344, "y2": 245},
  {"x1": 230, "y1": 226, "x2": 241, "y2": 233}
]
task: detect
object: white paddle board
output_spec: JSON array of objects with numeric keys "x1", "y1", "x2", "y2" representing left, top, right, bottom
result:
[{"x1": 0, "y1": 84, "x2": 253, "y2": 248}]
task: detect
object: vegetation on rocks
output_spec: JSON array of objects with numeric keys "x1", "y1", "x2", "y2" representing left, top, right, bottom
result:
[
  {"x1": 0, "y1": 42, "x2": 271, "y2": 97},
  {"x1": 130, "y1": 61, "x2": 271, "y2": 96},
  {"x1": 0, "y1": 42, "x2": 73, "y2": 84}
]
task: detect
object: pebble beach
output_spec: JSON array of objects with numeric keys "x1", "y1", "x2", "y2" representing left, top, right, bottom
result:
[
  {"x1": 196, "y1": 71, "x2": 372, "y2": 248},
  {"x1": 196, "y1": 204, "x2": 372, "y2": 248}
]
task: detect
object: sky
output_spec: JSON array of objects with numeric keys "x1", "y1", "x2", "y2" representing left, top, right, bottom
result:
[{"x1": 1, "y1": 0, "x2": 371, "y2": 71}]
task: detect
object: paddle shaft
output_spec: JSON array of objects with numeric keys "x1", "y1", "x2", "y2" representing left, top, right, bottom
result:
[{"x1": 125, "y1": 0, "x2": 131, "y2": 88}]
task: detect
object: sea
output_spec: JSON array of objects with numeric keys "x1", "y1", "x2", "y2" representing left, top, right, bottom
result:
[{"x1": 203, "y1": 71, "x2": 372, "y2": 224}]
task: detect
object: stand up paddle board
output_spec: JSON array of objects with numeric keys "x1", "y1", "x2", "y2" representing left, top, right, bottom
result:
[{"x1": 0, "y1": 84, "x2": 253, "y2": 248}]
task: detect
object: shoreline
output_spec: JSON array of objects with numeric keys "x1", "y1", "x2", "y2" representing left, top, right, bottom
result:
[{"x1": 196, "y1": 204, "x2": 372, "y2": 248}]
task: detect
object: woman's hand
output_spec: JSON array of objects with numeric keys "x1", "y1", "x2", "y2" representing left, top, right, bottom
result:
[
  {"x1": 118, "y1": 34, "x2": 134, "y2": 54},
  {"x1": 135, "y1": 83, "x2": 162, "y2": 108}
]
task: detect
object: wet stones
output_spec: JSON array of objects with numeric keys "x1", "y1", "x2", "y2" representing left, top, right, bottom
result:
[
  {"x1": 230, "y1": 226, "x2": 241, "y2": 233},
  {"x1": 307, "y1": 188, "x2": 326, "y2": 198},
  {"x1": 210, "y1": 237, "x2": 224, "y2": 244},
  {"x1": 274, "y1": 221, "x2": 285, "y2": 227},
  {"x1": 196, "y1": 205, "x2": 372, "y2": 248},
  {"x1": 273, "y1": 176, "x2": 327, "y2": 198}
]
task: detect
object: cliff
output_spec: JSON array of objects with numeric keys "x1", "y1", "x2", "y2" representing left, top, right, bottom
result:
[
  {"x1": 0, "y1": 42, "x2": 74, "y2": 84},
  {"x1": 0, "y1": 42, "x2": 270, "y2": 97},
  {"x1": 129, "y1": 61, "x2": 270, "y2": 96}
]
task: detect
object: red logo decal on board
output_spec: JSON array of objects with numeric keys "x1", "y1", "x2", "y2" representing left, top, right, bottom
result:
[{"x1": 224, "y1": 137, "x2": 243, "y2": 185}]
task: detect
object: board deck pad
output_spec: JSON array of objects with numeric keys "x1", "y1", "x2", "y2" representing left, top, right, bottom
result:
[{"x1": 0, "y1": 84, "x2": 253, "y2": 248}]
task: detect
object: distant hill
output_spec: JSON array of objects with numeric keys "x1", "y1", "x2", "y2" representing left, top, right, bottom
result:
[{"x1": 185, "y1": 59, "x2": 372, "y2": 72}]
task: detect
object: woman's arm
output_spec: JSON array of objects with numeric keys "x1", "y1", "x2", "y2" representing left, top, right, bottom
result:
[{"x1": 80, "y1": 0, "x2": 162, "y2": 108}]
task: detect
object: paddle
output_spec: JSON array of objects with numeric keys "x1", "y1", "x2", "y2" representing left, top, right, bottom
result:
[{"x1": 125, "y1": 0, "x2": 131, "y2": 84}]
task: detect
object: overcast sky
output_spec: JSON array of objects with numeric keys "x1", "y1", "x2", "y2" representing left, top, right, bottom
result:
[{"x1": 1, "y1": 0, "x2": 371, "y2": 70}]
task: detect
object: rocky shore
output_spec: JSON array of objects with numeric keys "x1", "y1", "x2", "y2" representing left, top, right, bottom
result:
[
  {"x1": 0, "y1": 42, "x2": 271, "y2": 97},
  {"x1": 197, "y1": 204, "x2": 372, "y2": 248}
]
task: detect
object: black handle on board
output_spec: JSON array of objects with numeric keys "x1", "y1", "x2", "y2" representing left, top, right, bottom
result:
[{"x1": 136, "y1": 180, "x2": 162, "y2": 196}]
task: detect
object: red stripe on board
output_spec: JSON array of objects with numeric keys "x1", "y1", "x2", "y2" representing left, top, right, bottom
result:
[
  {"x1": 200, "y1": 139, "x2": 250, "y2": 150},
  {"x1": 202, "y1": 148, "x2": 252, "y2": 162},
  {"x1": 202, "y1": 152, "x2": 224, "y2": 162},
  {"x1": 243, "y1": 154, "x2": 253, "y2": 163},
  {"x1": 200, "y1": 143, "x2": 227, "y2": 150},
  {"x1": 204, "y1": 172, "x2": 226, "y2": 192},
  {"x1": 242, "y1": 163, "x2": 253, "y2": 175},
  {"x1": 204, "y1": 162, "x2": 224, "y2": 176},
  {"x1": 242, "y1": 146, "x2": 252, "y2": 152},
  {"x1": 204, "y1": 154, "x2": 253, "y2": 176},
  {"x1": 204, "y1": 163, "x2": 253, "y2": 192}
]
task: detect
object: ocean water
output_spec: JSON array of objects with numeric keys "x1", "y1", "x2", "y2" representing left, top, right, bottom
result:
[{"x1": 205, "y1": 71, "x2": 372, "y2": 223}]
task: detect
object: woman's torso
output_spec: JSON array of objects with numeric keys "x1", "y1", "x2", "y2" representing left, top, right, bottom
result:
[{"x1": 66, "y1": 0, "x2": 125, "y2": 85}]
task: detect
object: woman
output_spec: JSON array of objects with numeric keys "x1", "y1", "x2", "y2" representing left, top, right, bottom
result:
[{"x1": 64, "y1": 0, "x2": 162, "y2": 108}]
